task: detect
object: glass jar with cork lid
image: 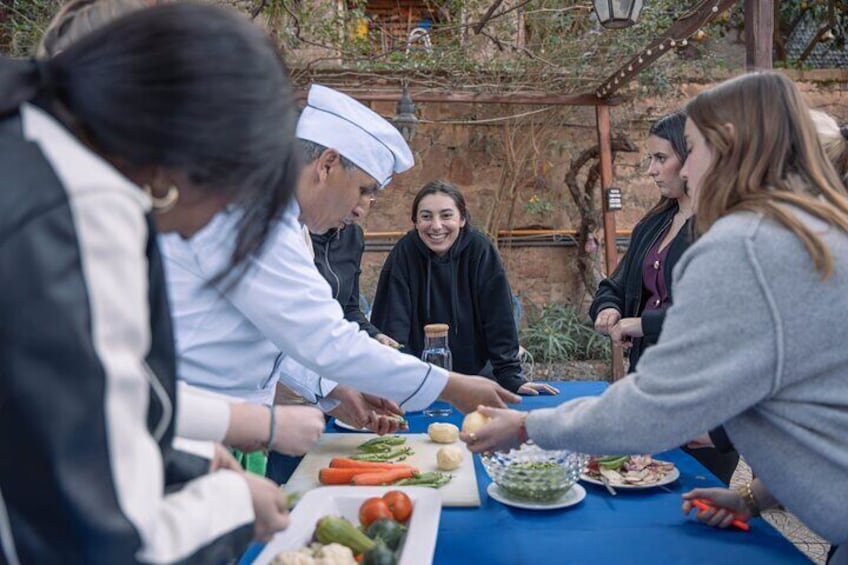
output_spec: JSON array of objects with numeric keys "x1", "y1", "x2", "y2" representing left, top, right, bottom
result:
[{"x1": 421, "y1": 323, "x2": 453, "y2": 417}]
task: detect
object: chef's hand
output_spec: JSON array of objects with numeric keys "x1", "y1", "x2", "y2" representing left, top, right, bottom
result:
[
  {"x1": 375, "y1": 333, "x2": 401, "y2": 349},
  {"x1": 517, "y1": 382, "x2": 559, "y2": 396},
  {"x1": 363, "y1": 392, "x2": 407, "y2": 435},
  {"x1": 270, "y1": 405, "x2": 325, "y2": 456},
  {"x1": 610, "y1": 317, "x2": 642, "y2": 346},
  {"x1": 594, "y1": 308, "x2": 621, "y2": 335},
  {"x1": 682, "y1": 488, "x2": 750, "y2": 528},
  {"x1": 460, "y1": 405, "x2": 526, "y2": 453},
  {"x1": 440, "y1": 373, "x2": 520, "y2": 414},
  {"x1": 327, "y1": 385, "x2": 405, "y2": 435},
  {"x1": 245, "y1": 473, "x2": 289, "y2": 542}
]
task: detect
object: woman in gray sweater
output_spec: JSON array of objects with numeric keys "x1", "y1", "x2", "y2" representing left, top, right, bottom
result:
[{"x1": 463, "y1": 72, "x2": 848, "y2": 558}]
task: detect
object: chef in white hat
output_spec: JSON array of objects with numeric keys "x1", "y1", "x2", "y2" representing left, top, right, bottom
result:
[{"x1": 160, "y1": 85, "x2": 520, "y2": 476}]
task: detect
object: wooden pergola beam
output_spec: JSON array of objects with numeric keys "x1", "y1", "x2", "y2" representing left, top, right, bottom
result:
[
  {"x1": 595, "y1": 0, "x2": 740, "y2": 99},
  {"x1": 745, "y1": 0, "x2": 774, "y2": 69},
  {"x1": 294, "y1": 89, "x2": 624, "y2": 107}
]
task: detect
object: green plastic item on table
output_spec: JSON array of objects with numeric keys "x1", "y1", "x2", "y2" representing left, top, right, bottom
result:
[{"x1": 232, "y1": 448, "x2": 268, "y2": 476}]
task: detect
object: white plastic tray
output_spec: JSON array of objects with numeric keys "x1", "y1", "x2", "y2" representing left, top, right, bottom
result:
[{"x1": 252, "y1": 486, "x2": 441, "y2": 565}]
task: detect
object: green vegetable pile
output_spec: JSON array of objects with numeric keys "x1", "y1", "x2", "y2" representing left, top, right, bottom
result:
[
  {"x1": 594, "y1": 455, "x2": 628, "y2": 471},
  {"x1": 315, "y1": 515, "x2": 409, "y2": 564},
  {"x1": 500, "y1": 461, "x2": 570, "y2": 502},
  {"x1": 352, "y1": 436, "x2": 413, "y2": 463}
]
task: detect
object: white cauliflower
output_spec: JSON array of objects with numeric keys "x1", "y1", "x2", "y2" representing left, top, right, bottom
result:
[
  {"x1": 270, "y1": 547, "x2": 317, "y2": 565},
  {"x1": 313, "y1": 542, "x2": 357, "y2": 565},
  {"x1": 272, "y1": 543, "x2": 355, "y2": 565}
]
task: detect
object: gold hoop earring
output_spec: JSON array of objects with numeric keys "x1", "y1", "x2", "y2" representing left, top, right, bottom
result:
[{"x1": 142, "y1": 184, "x2": 179, "y2": 213}]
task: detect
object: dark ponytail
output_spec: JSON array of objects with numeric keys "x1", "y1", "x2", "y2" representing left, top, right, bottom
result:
[
  {"x1": 0, "y1": 58, "x2": 47, "y2": 117},
  {"x1": 4, "y1": 4, "x2": 300, "y2": 280}
]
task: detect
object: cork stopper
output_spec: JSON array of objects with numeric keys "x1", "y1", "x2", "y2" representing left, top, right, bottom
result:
[{"x1": 423, "y1": 323, "x2": 449, "y2": 337}]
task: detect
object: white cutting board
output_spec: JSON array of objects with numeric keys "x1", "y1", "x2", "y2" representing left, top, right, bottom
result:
[{"x1": 285, "y1": 433, "x2": 480, "y2": 507}]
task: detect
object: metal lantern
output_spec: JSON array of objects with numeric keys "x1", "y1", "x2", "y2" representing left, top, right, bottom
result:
[
  {"x1": 393, "y1": 84, "x2": 418, "y2": 142},
  {"x1": 606, "y1": 187, "x2": 622, "y2": 211},
  {"x1": 593, "y1": 0, "x2": 643, "y2": 29}
]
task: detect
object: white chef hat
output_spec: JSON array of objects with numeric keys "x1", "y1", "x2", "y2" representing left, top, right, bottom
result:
[{"x1": 296, "y1": 84, "x2": 414, "y2": 188}]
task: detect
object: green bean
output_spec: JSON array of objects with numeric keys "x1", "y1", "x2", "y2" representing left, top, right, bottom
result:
[
  {"x1": 356, "y1": 435, "x2": 406, "y2": 450},
  {"x1": 350, "y1": 447, "x2": 413, "y2": 462},
  {"x1": 394, "y1": 472, "x2": 452, "y2": 488},
  {"x1": 356, "y1": 444, "x2": 393, "y2": 453}
]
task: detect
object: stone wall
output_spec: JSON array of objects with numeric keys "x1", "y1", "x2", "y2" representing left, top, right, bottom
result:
[{"x1": 353, "y1": 71, "x2": 848, "y2": 317}]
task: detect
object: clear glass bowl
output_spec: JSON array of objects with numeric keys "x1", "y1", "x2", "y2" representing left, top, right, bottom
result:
[{"x1": 482, "y1": 443, "x2": 588, "y2": 502}]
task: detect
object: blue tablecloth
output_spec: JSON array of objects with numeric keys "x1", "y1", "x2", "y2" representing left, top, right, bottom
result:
[{"x1": 241, "y1": 381, "x2": 808, "y2": 565}]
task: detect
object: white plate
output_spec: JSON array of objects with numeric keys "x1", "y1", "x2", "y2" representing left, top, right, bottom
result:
[
  {"x1": 332, "y1": 418, "x2": 370, "y2": 432},
  {"x1": 580, "y1": 466, "x2": 680, "y2": 490},
  {"x1": 252, "y1": 486, "x2": 441, "y2": 565},
  {"x1": 486, "y1": 482, "x2": 586, "y2": 510},
  {"x1": 332, "y1": 418, "x2": 410, "y2": 433}
]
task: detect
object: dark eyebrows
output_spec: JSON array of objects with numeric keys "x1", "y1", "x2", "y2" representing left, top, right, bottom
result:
[{"x1": 418, "y1": 208, "x2": 456, "y2": 215}]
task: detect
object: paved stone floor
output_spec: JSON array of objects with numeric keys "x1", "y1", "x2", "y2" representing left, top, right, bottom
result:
[{"x1": 731, "y1": 460, "x2": 830, "y2": 564}]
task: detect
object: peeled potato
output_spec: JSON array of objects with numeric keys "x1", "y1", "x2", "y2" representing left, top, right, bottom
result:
[
  {"x1": 428, "y1": 422, "x2": 459, "y2": 444},
  {"x1": 461, "y1": 410, "x2": 491, "y2": 434},
  {"x1": 436, "y1": 445, "x2": 463, "y2": 471}
]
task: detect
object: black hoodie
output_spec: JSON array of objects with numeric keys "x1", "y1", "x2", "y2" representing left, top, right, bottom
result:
[
  {"x1": 371, "y1": 226, "x2": 526, "y2": 393},
  {"x1": 311, "y1": 223, "x2": 381, "y2": 337}
]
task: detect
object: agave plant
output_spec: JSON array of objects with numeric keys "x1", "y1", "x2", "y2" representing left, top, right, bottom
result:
[{"x1": 520, "y1": 303, "x2": 610, "y2": 363}]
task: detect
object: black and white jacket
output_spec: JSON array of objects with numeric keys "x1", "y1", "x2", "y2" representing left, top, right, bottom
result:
[{"x1": 0, "y1": 104, "x2": 253, "y2": 564}]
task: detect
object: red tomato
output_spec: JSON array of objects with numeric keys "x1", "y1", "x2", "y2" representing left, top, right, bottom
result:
[
  {"x1": 359, "y1": 497, "x2": 393, "y2": 529},
  {"x1": 382, "y1": 490, "x2": 413, "y2": 523}
]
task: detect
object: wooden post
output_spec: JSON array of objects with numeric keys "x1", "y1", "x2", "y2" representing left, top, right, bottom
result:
[
  {"x1": 596, "y1": 105, "x2": 625, "y2": 381},
  {"x1": 745, "y1": 0, "x2": 774, "y2": 70}
]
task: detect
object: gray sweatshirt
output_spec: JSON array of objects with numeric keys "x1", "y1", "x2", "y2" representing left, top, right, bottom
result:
[{"x1": 527, "y1": 210, "x2": 848, "y2": 545}]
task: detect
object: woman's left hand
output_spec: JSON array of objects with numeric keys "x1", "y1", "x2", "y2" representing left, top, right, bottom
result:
[
  {"x1": 610, "y1": 317, "x2": 643, "y2": 345},
  {"x1": 460, "y1": 405, "x2": 526, "y2": 453},
  {"x1": 682, "y1": 488, "x2": 750, "y2": 528},
  {"x1": 517, "y1": 382, "x2": 559, "y2": 396}
]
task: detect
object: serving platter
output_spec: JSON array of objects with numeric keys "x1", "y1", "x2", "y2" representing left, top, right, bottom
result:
[
  {"x1": 253, "y1": 486, "x2": 440, "y2": 565},
  {"x1": 580, "y1": 466, "x2": 679, "y2": 490}
]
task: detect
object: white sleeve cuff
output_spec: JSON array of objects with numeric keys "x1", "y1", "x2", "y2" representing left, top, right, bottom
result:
[
  {"x1": 318, "y1": 397, "x2": 342, "y2": 413},
  {"x1": 276, "y1": 355, "x2": 325, "y2": 404},
  {"x1": 176, "y1": 382, "x2": 232, "y2": 443},
  {"x1": 171, "y1": 437, "x2": 216, "y2": 460},
  {"x1": 399, "y1": 365, "x2": 449, "y2": 412}
]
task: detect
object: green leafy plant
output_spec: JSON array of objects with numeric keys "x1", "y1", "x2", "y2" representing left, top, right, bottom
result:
[
  {"x1": 524, "y1": 193, "x2": 554, "y2": 216},
  {"x1": 520, "y1": 303, "x2": 610, "y2": 362}
]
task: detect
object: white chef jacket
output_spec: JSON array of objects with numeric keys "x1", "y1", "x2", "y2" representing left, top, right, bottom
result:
[{"x1": 160, "y1": 202, "x2": 448, "y2": 411}]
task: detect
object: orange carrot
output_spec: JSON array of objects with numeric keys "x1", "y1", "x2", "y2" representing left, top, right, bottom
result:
[
  {"x1": 318, "y1": 467, "x2": 380, "y2": 485},
  {"x1": 351, "y1": 467, "x2": 416, "y2": 486},
  {"x1": 329, "y1": 457, "x2": 415, "y2": 470}
]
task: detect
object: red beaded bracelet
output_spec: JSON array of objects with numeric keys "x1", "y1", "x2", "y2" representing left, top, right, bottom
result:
[{"x1": 518, "y1": 413, "x2": 530, "y2": 444}]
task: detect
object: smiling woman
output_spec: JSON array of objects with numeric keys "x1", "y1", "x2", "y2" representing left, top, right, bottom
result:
[{"x1": 371, "y1": 180, "x2": 557, "y2": 397}]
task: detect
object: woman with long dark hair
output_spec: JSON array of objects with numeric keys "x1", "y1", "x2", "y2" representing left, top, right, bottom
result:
[
  {"x1": 0, "y1": 4, "x2": 300, "y2": 562},
  {"x1": 589, "y1": 112, "x2": 739, "y2": 484}
]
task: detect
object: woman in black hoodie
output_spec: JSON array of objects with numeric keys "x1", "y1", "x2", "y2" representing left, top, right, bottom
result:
[{"x1": 371, "y1": 180, "x2": 557, "y2": 396}]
